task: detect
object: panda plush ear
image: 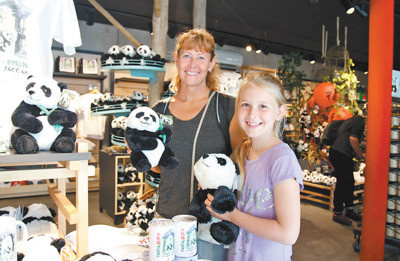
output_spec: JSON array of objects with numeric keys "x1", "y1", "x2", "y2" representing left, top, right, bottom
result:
[
  {"x1": 49, "y1": 207, "x2": 57, "y2": 218},
  {"x1": 50, "y1": 238, "x2": 66, "y2": 253},
  {"x1": 27, "y1": 75, "x2": 34, "y2": 80},
  {"x1": 57, "y1": 82, "x2": 67, "y2": 91}
]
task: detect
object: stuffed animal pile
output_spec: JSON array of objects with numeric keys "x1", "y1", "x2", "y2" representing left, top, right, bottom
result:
[
  {"x1": 100, "y1": 44, "x2": 166, "y2": 67},
  {"x1": 91, "y1": 91, "x2": 148, "y2": 112},
  {"x1": 0, "y1": 203, "x2": 66, "y2": 261},
  {"x1": 188, "y1": 153, "x2": 241, "y2": 245},
  {"x1": 117, "y1": 163, "x2": 140, "y2": 185},
  {"x1": 125, "y1": 107, "x2": 179, "y2": 172},
  {"x1": 125, "y1": 192, "x2": 157, "y2": 232},
  {"x1": 11, "y1": 75, "x2": 77, "y2": 154}
]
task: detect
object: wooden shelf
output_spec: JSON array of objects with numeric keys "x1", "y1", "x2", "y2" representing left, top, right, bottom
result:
[
  {"x1": 53, "y1": 72, "x2": 107, "y2": 80},
  {"x1": 0, "y1": 143, "x2": 91, "y2": 258}
]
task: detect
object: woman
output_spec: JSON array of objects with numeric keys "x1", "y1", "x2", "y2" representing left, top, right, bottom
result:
[{"x1": 151, "y1": 28, "x2": 242, "y2": 259}]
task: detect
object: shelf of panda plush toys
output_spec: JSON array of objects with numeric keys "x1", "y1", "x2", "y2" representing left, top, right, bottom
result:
[
  {"x1": 100, "y1": 44, "x2": 166, "y2": 84},
  {"x1": 301, "y1": 164, "x2": 365, "y2": 210}
]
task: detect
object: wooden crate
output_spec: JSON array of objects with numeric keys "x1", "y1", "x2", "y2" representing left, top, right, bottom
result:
[{"x1": 114, "y1": 77, "x2": 149, "y2": 97}]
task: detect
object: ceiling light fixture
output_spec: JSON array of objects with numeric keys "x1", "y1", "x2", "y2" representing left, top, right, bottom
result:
[
  {"x1": 147, "y1": 21, "x2": 153, "y2": 35},
  {"x1": 86, "y1": 7, "x2": 95, "y2": 26},
  {"x1": 255, "y1": 41, "x2": 262, "y2": 54},
  {"x1": 168, "y1": 23, "x2": 178, "y2": 39},
  {"x1": 245, "y1": 43, "x2": 253, "y2": 52},
  {"x1": 309, "y1": 54, "x2": 316, "y2": 64}
]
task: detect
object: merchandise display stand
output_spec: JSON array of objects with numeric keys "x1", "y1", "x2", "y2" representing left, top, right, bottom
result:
[
  {"x1": 301, "y1": 181, "x2": 364, "y2": 210},
  {"x1": 0, "y1": 143, "x2": 91, "y2": 258},
  {"x1": 99, "y1": 150, "x2": 146, "y2": 225}
]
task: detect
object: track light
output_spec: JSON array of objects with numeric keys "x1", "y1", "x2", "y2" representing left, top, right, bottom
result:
[
  {"x1": 216, "y1": 33, "x2": 226, "y2": 47},
  {"x1": 86, "y1": 7, "x2": 95, "y2": 26},
  {"x1": 255, "y1": 41, "x2": 262, "y2": 54},
  {"x1": 340, "y1": 0, "x2": 356, "y2": 14},
  {"x1": 309, "y1": 54, "x2": 316, "y2": 64},
  {"x1": 245, "y1": 43, "x2": 253, "y2": 52},
  {"x1": 262, "y1": 43, "x2": 271, "y2": 55},
  {"x1": 147, "y1": 21, "x2": 153, "y2": 35},
  {"x1": 168, "y1": 23, "x2": 178, "y2": 39}
]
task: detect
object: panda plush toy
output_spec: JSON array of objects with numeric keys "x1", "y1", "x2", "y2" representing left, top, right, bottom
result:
[
  {"x1": 17, "y1": 234, "x2": 66, "y2": 261},
  {"x1": 188, "y1": 153, "x2": 241, "y2": 245},
  {"x1": 125, "y1": 106, "x2": 178, "y2": 172},
  {"x1": 21, "y1": 203, "x2": 58, "y2": 238},
  {"x1": 11, "y1": 75, "x2": 77, "y2": 154}
]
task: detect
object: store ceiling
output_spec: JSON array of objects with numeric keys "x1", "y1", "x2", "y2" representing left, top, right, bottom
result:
[{"x1": 74, "y1": 0, "x2": 400, "y2": 72}]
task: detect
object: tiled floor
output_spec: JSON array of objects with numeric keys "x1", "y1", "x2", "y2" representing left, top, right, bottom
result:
[{"x1": 1, "y1": 191, "x2": 399, "y2": 260}]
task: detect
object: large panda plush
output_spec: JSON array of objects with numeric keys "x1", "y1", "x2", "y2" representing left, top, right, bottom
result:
[
  {"x1": 125, "y1": 106, "x2": 178, "y2": 172},
  {"x1": 17, "y1": 234, "x2": 66, "y2": 261},
  {"x1": 188, "y1": 153, "x2": 241, "y2": 245},
  {"x1": 11, "y1": 75, "x2": 77, "y2": 154}
]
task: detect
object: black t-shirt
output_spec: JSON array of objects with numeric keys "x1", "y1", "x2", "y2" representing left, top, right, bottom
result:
[{"x1": 330, "y1": 115, "x2": 365, "y2": 158}]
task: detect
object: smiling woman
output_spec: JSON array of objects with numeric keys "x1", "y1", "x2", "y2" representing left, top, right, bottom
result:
[{"x1": 149, "y1": 28, "x2": 242, "y2": 260}]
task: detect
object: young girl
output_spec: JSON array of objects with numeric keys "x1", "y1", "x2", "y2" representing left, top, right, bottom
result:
[{"x1": 205, "y1": 71, "x2": 304, "y2": 260}]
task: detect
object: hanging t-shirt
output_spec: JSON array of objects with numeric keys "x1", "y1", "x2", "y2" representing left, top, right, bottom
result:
[{"x1": 0, "y1": 0, "x2": 82, "y2": 143}]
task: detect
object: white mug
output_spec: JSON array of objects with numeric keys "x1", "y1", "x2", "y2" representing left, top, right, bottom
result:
[
  {"x1": 391, "y1": 144, "x2": 399, "y2": 154},
  {"x1": 391, "y1": 130, "x2": 400, "y2": 139},
  {"x1": 0, "y1": 216, "x2": 28, "y2": 261},
  {"x1": 392, "y1": 116, "x2": 400, "y2": 126}
]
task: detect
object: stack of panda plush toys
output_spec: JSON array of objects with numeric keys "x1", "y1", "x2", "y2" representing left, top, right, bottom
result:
[
  {"x1": 100, "y1": 44, "x2": 167, "y2": 68},
  {"x1": 90, "y1": 90, "x2": 148, "y2": 113}
]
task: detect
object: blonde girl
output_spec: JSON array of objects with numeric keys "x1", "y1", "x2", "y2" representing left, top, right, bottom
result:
[{"x1": 205, "y1": 71, "x2": 304, "y2": 261}]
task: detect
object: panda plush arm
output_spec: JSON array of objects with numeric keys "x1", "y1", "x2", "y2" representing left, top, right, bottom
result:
[
  {"x1": 48, "y1": 108, "x2": 77, "y2": 128},
  {"x1": 11, "y1": 101, "x2": 43, "y2": 133},
  {"x1": 157, "y1": 125, "x2": 172, "y2": 144},
  {"x1": 125, "y1": 128, "x2": 159, "y2": 150}
]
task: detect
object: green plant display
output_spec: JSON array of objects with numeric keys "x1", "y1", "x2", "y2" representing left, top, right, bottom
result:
[{"x1": 277, "y1": 51, "x2": 307, "y2": 138}]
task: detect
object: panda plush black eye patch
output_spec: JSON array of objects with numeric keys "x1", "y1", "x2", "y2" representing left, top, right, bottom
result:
[
  {"x1": 26, "y1": 82, "x2": 35, "y2": 91},
  {"x1": 150, "y1": 115, "x2": 156, "y2": 122},
  {"x1": 217, "y1": 157, "x2": 227, "y2": 166},
  {"x1": 41, "y1": 85, "x2": 52, "y2": 97},
  {"x1": 136, "y1": 112, "x2": 145, "y2": 118}
]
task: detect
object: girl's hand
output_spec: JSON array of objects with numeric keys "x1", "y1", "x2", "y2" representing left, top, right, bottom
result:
[{"x1": 204, "y1": 193, "x2": 235, "y2": 221}]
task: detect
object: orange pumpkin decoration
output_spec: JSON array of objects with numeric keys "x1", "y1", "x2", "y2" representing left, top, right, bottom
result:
[
  {"x1": 313, "y1": 82, "x2": 338, "y2": 108},
  {"x1": 328, "y1": 107, "x2": 353, "y2": 122}
]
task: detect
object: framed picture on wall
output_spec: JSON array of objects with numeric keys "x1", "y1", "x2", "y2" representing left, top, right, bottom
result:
[
  {"x1": 58, "y1": 57, "x2": 76, "y2": 73},
  {"x1": 80, "y1": 58, "x2": 98, "y2": 74}
]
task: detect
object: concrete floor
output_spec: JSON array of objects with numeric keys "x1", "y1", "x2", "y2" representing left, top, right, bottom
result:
[{"x1": 1, "y1": 191, "x2": 399, "y2": 260}]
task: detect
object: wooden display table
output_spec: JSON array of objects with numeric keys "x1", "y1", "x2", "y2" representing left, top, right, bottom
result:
[{"x1": 0, "y1": 143, "x2": 91, "y2": 258}]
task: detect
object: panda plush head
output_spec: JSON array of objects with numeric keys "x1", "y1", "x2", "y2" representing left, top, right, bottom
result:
[
  {"x1": 137, "y1": 45, "x2": 152, "y2": 58},
  {"x1": 127, "y1": 106, "x2": 160, "y2": 133},
  {"x1": 119, "y1": 45, "x2": 136, "y2": 57},
  {"x1": 107, "y1": 45, "x2": 120, "y2": 56},
  {"x1": 22, "y1": 203, "x2": 58, "y2": 237},
  {"x1": 194, "y1": 153, "x2": 241, "y2": 191},
  {"x1": 24, "y1": 75, "x2": 66, "y2": 109}
]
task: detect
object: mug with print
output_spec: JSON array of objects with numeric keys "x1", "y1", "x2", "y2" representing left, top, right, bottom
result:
[{"x1": 0, "y1": 216, "x2": 28, "y2": 261}]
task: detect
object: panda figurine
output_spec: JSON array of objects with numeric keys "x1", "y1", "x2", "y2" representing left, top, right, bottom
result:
[
  {"x1": 17, "y1": 234, "x2": 66, "y2": 261},
  {"x1": 125, "y1": 107, "x2": 179, "y2": 172},
  {"x1": 11, "y1": 75, "x2": 77, "y2": 154},
  {"x1": 188, "y1": 153, "x2": 241, "y2": 245}
]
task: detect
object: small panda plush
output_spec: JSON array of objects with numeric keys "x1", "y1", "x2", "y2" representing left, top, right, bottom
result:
[
  {"x1": 136, "y1": 44, "x2": 152, "y2": 59},
  {"x1": 111, "y1": 116, "x2": 127, "y2": 137},
  {"x1": 21, "y1": 203, "x2": 58, "y2": 238},
  {"x1": 125, "y1": 107, "x2": 178, "y2": 172},
  {"x1": 17, "y1": 234, "x2": 66, "y2": 261},
  {"x1": 11, "y1": 75, "x2": 77, "y2": 154},
  {"x1": 101, "y1": 45, "x2": 120, "y2": 65},
  {"x1": 188, "y1": 153, "x2": 241, "y2": 245}
]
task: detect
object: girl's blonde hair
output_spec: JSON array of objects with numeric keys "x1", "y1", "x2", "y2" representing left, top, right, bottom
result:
[
  {"x1": 232, "y1": 71, "x2": 287, "y2": 181},
  {"x1": 172, "y1": 28, "x2": 220, "y2": 92}
]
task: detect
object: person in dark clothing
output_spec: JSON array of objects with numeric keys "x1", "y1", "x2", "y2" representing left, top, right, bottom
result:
[{"x1": 328, "y1": 115, "x2": 365, "y2": 225}]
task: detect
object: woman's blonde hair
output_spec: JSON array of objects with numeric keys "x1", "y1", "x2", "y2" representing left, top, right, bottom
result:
[
  {"x1": 232, "y1": 71, "x2": 287, "y2": 181},
  {"x1": 172, "y1": 28, "x2": 220, "y2": 92}
]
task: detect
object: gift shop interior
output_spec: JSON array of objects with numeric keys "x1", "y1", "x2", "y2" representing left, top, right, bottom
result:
[{"x1": 0, "y1": 0, "x2": 399, "y2": 260}]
